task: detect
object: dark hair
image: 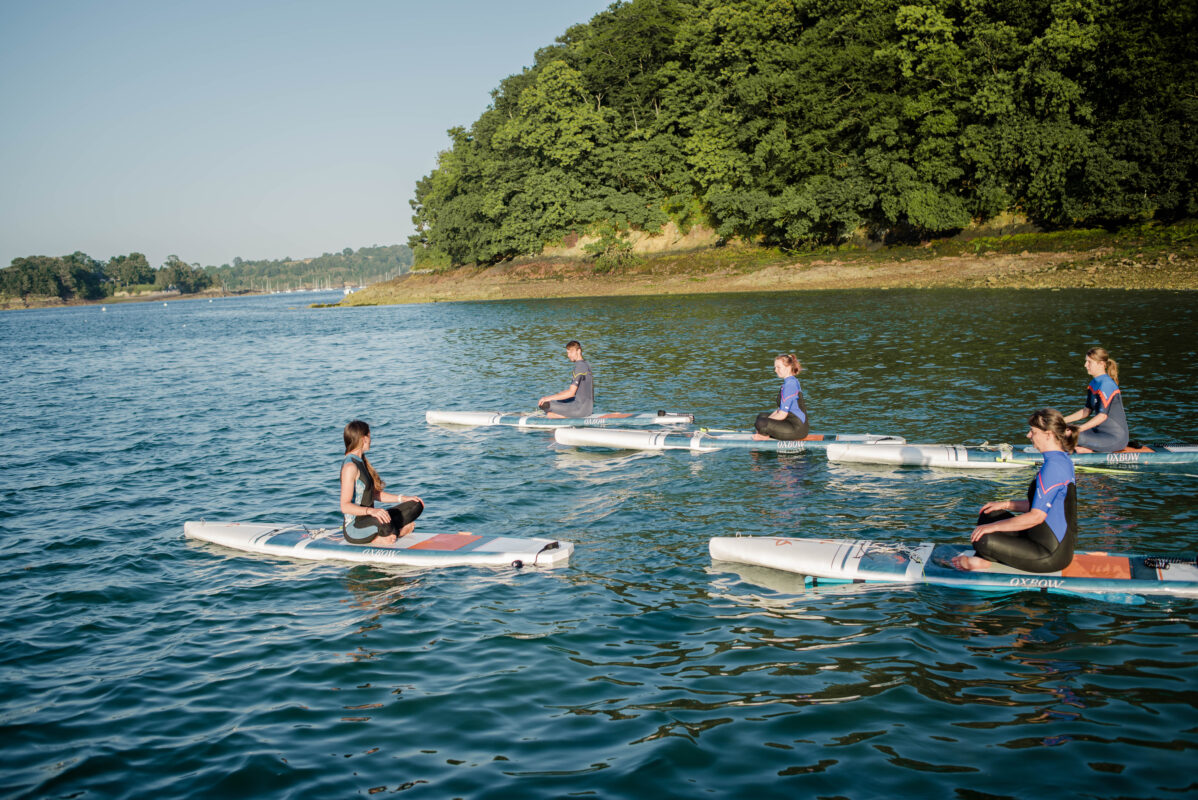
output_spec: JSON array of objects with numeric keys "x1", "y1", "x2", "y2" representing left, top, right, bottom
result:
[
  {"x1": 1028, "y1": 408, "x2": 1079, "y2": 453},
  {"x1": 566, "y1": 340, "x2": 582, "y2": 351},
  {"x1": 1087, "y1": 347, "x2": 1119, "y2": 384},
  {"x1": 343, "y1": 420, "x2": 385, "y2": 490},
  {"x1": 775, "y1": 353, "x2": 802, "y2": 376}
]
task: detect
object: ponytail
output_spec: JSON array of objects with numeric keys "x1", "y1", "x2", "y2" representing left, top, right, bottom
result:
[
  {"x1": 343, "y1": 420, "x2": 386, "y2": 491},
  {"x1": 776, "y1": 353, "x2": 802, "y2": 376},
  {"x1": 1028, "y1": 408, "x2": 1079, "y2": 454}
]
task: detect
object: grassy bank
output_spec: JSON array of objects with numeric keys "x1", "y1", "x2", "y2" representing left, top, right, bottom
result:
[{"x1": 336, "y1": 221, "x2": 1198, "y2": 307}]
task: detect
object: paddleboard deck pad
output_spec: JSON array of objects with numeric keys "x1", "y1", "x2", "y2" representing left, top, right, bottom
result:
[
  {"x1": 185, "y1": 521, "x2": 572, "y2": 567},
  {"x1": 555, "y1": 427, "x2": 904, "y2": 452},
  {"x1": 426, "y1": 410, "x2": 694, "y2": 428},
  {"x1": 710, "y1": 536, "x2": 1198, "y2": 599},
  {"x1": 826, "y1": 442, "x2": 1198, "y2": 470}
]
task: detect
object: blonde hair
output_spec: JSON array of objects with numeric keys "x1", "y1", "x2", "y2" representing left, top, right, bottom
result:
[
  {"x1": 343, "y1": 420, "x2": 385, "y2": 491},
  {"x1": 775, "y1": 353, "x2": 802, "y2": 376},
  {"x1": 1087, "y1": 347, "x2": 1119, "y2": 384},
  {"x1": 1028, "y1": 408, "x2": 1079, "y2": 453}
]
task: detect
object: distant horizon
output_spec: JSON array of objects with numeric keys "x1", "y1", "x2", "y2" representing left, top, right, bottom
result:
[{"x1": 0, "y1": 0, "x2": 614, "y2": 270}]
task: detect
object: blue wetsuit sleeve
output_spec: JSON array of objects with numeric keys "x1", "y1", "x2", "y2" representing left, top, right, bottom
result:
[{"x1": 1031, "y1": 455, "x2": 1073, "y2": 516}]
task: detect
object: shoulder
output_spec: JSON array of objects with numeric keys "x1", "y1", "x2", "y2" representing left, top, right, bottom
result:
[
  {"x1": 784, "y1": 375, "x2": 801, "y2": 389},
  {"x1": 1040, "y1": 451, "x2": 1075, "y2": 482},
  {"x1": 1096, "y1": 374, "x2": 1119, "y2": 391}
]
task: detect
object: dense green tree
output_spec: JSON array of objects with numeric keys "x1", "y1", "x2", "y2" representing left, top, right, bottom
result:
[
  {"x1": 108, "y1": 252, "x2": 154, "y2": 288},
  {"x1": 410, "y1": 0, "x2": 1196, "y2": 266}
]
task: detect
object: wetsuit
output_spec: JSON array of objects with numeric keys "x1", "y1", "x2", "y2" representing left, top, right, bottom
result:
[
  {"x1": 973, "y1": 450, "x2": 1077, "y2": 573},
  {"x1": 754, "y1": 374, "x2": 810, "y2": 440},
  {"x1": 543, "y1": 359, "x2": 594, "y2": 418},
  {"x1": 342, "y1": 455, "x2": 423, "y2": 545},
  {"x1": 1077, "y1": 373, "x2": 1129, "y2": 452}
]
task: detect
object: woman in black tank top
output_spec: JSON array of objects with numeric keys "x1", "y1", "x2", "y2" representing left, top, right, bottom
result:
[{"x1": 340, "y1": 420, "x2": 424, "y2": 545}]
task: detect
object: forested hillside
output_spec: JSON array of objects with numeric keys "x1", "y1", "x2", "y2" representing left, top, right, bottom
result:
[{"x1": 408, "y1": 0, "x2": 1196, "y2": 267}]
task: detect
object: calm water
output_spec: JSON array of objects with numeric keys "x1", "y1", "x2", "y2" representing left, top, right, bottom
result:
[{"x1": 2, "y1": 289, "x2": 1196, "y2": 799}]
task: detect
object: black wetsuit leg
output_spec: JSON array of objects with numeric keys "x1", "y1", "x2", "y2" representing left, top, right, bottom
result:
[
  {"x1": 345, "y1": 499, "x2": 425, "y2": 543},
  {"x1": 972, "y1": 489, "x2": 1078, "y2": 573},
  {"x1": 1077, "y1": 427, "x2": 1129, "y2": 453},
  {"x1": 754, "y1": 412, "x2": 810, "y2": 441}
]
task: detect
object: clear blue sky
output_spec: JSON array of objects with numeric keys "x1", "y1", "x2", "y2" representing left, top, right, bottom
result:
[{"x1": 0, "y1": 0, "x2": 613, "y2": 268}]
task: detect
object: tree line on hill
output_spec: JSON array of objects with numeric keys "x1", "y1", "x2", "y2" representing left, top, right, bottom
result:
[
  {"x1": 0, "y1": 245, "x2": 412, "y2": 301},
  {"x1": 408, "y1": 0, "x2": 1197, "y2": 268}
]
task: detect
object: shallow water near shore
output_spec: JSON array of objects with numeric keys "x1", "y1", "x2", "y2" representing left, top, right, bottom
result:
[{"x1": 2, "y1": 289, "x2": 1196, "y2": 799}]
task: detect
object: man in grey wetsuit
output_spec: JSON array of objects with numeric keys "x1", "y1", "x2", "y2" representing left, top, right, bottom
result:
[{"x1": 538, "y1": 340, "x2": 594, "y2": 418}]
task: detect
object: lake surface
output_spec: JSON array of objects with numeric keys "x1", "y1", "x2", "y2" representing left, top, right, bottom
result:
[{"x1": 2, "y1": 289, "x2": 1196, "y2": 799}]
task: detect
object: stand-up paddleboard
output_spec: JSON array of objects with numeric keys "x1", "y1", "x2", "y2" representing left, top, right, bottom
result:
[
  {"x1": 554, "y1": 427, "x2": 905, "y2": 452},
  {"x1": 426, "y1": 410, "x2": 694, "y2": 428},
  {"x1": 827, "y1": 442, "x2": 1198, "y2": 470},
  {"x1": 709, "y1": 536, "x2": 1198, "y2": 600},
  {"x1": 185, "y1": 521, "x2": 572, "y2": 568}
]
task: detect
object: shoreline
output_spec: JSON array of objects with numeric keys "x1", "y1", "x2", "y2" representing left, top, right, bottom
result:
[
  {"x1": 0, "y1": 287, "x2": 340, "y2": 311},
  {"x1": 338, "y1": 242, "x2": 1198, "y2": 307}
]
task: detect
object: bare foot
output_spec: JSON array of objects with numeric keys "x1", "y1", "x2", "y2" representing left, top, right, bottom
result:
[
  {"x1": 751, "y1": 433, "x2": 771, "y2": 441},
  {"x1": 375, "y1": 533, "x2": 398, "y2": 546},
  {"x1": 951, "y1": 554, "x2": 991, "y2": 571},
  {"x1": 1074, "y1": 445, "x2": 1093, "y2": 453},
  {"x1": 399, "y1": 522, "x2": 416, "y2": 537}
]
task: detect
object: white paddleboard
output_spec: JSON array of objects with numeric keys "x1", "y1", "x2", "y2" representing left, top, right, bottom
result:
[
  {"x1": 185, "y1": 521, "x2": 572, "y2": 568},
  {"x1": 555, "y1": 427, "x2": 904, "y2": 452},
  {"x1": 710, "y1": 536, "x2": 1198, "y2": 599},
  {"x1": 426, "y1": 410, "x2": 694, "y2": 428}
]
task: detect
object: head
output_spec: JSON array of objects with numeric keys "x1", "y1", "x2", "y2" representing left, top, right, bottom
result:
[
  {"x1": 344, "y1": 419, "x2": 371, "y2": 453},
  {"x1": 566, "y1": 340, "x2": 582, "y2": 361},
  {"x1": 1084, "y1": 347, "x2": 1118, "y2": 383},
  {"x1": 343, "y1": 419, "x2": 385, "y2": 489},
  {"x1": 1026, "y1": 407, "x2": 1078, "y2": 453},
  {"x1": 774, "y1": 353, "x2": 802, "y2": 379}
]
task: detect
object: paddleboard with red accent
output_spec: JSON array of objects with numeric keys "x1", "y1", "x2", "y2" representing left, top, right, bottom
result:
[
  {"x1": 185, "y1": 521, "x2": 572, "y2": 568},
  {"x1": 710, "y1": 536, "x2": 1198, "y2": 601}
]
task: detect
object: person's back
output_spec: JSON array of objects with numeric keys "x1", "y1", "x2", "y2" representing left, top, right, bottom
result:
[{"x1": 569, "y1": 358, "x2": 594, "y2": 417}]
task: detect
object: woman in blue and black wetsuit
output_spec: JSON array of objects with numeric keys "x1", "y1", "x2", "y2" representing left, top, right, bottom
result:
[
  {"x1": 1063, "y1": 347, "x2": 1129, "y2": 453},
  {"x1": 339, "y1": 420, "x2": 424, "y2": 546},
  {"x1": 952, "y1": 408, "x2": 1078, "y2": 573},
  {"x1": 752, "y1": 353, "x2": 809, "y2": 441}
]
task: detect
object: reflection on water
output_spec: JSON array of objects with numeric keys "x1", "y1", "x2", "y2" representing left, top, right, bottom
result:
[{"x1": 1, "y1": 290, "x2": 1196, "y2": 798}]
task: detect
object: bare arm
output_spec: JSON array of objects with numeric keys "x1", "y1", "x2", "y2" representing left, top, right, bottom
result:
[
  {"x1": 1062, "y1": 408, "x2": 1089, "y2": 424},
  {"x1": 1075, "y1": 412, "x2": 1107, "y2": 433}
]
